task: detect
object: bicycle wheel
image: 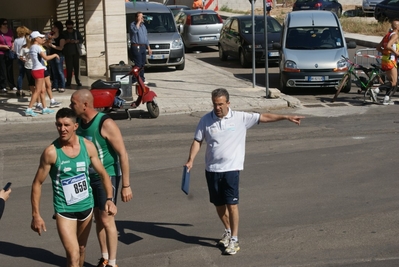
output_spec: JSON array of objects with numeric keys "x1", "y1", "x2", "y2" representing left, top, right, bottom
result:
[{"x1": 332, "y1": 74, "x2": 349, "y2": 102}]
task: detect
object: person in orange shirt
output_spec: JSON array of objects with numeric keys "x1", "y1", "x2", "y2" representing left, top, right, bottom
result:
[{"x1": 192, "y1": 0, "x2": 203, "y2": 10}]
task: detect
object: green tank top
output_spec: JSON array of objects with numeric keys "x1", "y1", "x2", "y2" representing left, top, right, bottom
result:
[
  {"x1": 49, "y1": 136, "x2": 94, "y2": 213},
  {"x1": 77, "y1": 113, "x2": 120, "y2": 181}
]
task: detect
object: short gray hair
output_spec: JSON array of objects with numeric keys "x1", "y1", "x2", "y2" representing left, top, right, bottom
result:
[{"x1": 211, "y1": 88, "x2": 229, "y2": 102}]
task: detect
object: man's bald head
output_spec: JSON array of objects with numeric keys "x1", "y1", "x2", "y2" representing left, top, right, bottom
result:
[{"x1": 72, "y1": 89, "x2": 94, "y2": 107}]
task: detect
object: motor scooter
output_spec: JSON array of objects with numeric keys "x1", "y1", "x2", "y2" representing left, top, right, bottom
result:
[{"x1": 90, "y1": 65, "x2": 159, "y2": 119}]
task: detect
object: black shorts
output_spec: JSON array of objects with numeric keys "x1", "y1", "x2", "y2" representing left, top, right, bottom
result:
[
  {"x1": 91, "y1": 176, "x2": 120, "y2": 210},
  {"x1": 25, "y1": 68, "x2": 35, "y2": 86},
  {"x1": 205, "y1": 170, "x2": 240, "y2": 206},
  {"x1": 57, "y1": 207, "x2": 93, "y2": 221}
]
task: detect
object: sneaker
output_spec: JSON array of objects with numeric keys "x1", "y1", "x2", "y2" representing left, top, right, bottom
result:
[
  {"x1": 52, "y1": 88, "x2": 57, "y2": 92},
  {"x1": 35, "y1": 104, "x2": 43, "y2": 112},
  {"x1": 224, "y1": 239, "x2": 240, "y2": 255},
  {"x1": 96, "y1": 258, "x2": 108, "y2": 267},
  {"x1": 50, "y1": 100, "x2": 61, "y2": 108},
  {"x1": 25, "y1": 108, "x2": 38, "y2": 117},
  {"x1": 12, "y1": 87, "x2": 17, "y2": 91},
  {"x1": 143, "y1": 81, "x2": 149, "y2": 85},
  {"x1": 133, "y1": 82, "x2": 138, "y2": 86},
  {"x1": 218, "y1": 231, "x2": 231, "y2": 248},
  {"x1": 42, "y1": 107, "x2": 55, "y2": 114},
  {"x1": 77, "y1": 82, "x2": 82, "y2": 87},
  {"x1": 382, "y1": 95, "x2": 394, "y2": 105},
  {"x1": 2, "y1": 88, "x2": 7, "y2": 92}
]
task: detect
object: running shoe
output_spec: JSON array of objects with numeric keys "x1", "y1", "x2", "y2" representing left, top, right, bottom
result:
[
  {"x1": 96, "y1": 258, "x2": 108, "y2": 267},
  {"x1": 224, "y1": 239, "x2": 240, "y2": 255},
  {"x1": 218, "y1": 231, "x2": 231, "y2": 248},
  {"x1": 35, "y1": 104, "x2": 43, "y2": 112},
  {"x1": 25, "y1": 108, "x2": 38, "y2": 117},
  {"x1": 369, "y1": 89, "x2": 378, "y2": 102},
  {"x1": 42, "y1": 107, "x2": 55, "y2": 114},
  {"x1": 382, "y1": 95, "x2": 394, "y2": 105},
  {"x1": 52, "y1": 88, "x2": 57, "y2": 92},
  {"x1": 1, "y1": 88, "x2": 7, "y2": 92},
  {"x1": 144, "y1": 81, "x2": 149, "y2": 85},
  {"x1": 12, "y1": 87, "x2": 17, "y2": 91},
  {"x1": 50, "y1": 100, "x2": 61, "y2": 108}
]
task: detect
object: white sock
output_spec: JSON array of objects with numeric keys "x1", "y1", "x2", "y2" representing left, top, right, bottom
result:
[
  {"x1": 231, "y1": 236, "x2": 238, "y2": 242},
  {"x1": 102, "y1": 253, "x2": 109, "y2": 260},
  {"x1": 225, "y1": 229, "x2": 231, "y2": 235},
  {"x1": 108, "y1": 259, "x2": 116, "y2": 266},
  {"x1": 51, "y1": 98, "x2": 55, "y2": 102}
]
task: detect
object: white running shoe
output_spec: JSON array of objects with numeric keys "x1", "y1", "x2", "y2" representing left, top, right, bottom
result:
[{"x1": 224, "y1": 239, "x2": 240, "y2": 255}]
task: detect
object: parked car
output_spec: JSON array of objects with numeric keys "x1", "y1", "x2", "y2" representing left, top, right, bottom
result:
[
  {"x1": 218, "y1": 15, "x2": 282, "y2": 67},
  {"x1": 292, "y1": 0, "x2": 343, "y2": 17},
  {"x1": 174, "y1": 9, "x2": 224, "y2": 50},
  {"x1": 362, "y1": 0, "x2": 384, "y2": 14},
  {"x1": 374, "y1": 0, "x2": 399, "y2": 22},
  {"x1": 276, "y1": 10, "x2": 356, "y2": 92},
  {"x1": 167, "y1": 5, "x2": 190, "y2": 16}
]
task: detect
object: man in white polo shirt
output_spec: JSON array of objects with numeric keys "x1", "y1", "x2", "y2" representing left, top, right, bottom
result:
[{"x1": 185, "y1": 88, "x2": 303, "y2": 255}]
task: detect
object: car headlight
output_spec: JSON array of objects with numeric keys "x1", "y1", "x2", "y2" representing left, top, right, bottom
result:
[
  {"x1": 284, "y1": 60, "x2": 299, "y2": 72},
  {"x1": 172, "y1": 38, "x2": 183, "y2": 49},
  {"x1": 334, "y1": 58, "x2": 348, "y2": 72}
]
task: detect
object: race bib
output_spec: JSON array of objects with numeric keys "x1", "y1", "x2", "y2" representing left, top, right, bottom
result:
[{"x1": 62, "y1": 173, "x2": 89, "y2": 205}]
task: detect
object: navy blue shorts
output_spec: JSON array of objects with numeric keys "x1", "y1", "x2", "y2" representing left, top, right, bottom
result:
[
  {"x1": 90, "y1": 176, "x2": 120, "y2": 210},
  {"x1": 57, "y1": 207, "x2": 93, "y2": 221},
  {"x1": 205, "y1": 170, "x2": 239, "y2": 206}
]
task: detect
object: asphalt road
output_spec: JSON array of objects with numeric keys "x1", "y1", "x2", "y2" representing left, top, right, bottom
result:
[{"x1": 1, "y1": 102, "x2": 399, "y2": 266}]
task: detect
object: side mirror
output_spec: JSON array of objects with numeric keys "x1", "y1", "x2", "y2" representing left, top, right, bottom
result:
[
  {"x1": 347, "y1": 41, "x2": 356, "y2": 49},
  {"x1": 178, "y1": 24, "x2": 183, "y2": 33}
]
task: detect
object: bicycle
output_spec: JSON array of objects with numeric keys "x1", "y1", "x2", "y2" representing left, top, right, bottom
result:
[{"x1": 332, "y1": 56, "x2": 385, "y2": 103}]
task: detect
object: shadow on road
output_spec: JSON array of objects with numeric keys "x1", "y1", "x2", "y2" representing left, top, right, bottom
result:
[
  {"x1": 116, "y1": 220, "x2": 218, "y2": 248},
  {"x1": 0, "y1": 241, "x2": 95, "y2": 267}
]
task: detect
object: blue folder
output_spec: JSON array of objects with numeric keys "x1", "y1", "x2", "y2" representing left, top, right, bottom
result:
[{"x1": 181, "y1": 166, "x2": 190, "y2": 195}]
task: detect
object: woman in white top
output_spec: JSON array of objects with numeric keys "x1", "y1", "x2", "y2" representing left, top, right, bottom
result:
[
  {"x1": 14, "y1": 26, "x2": 31, "y2": 96},
  {"x1": 25, "y1": 31, "x2": 59, "y2": 117},
  {"x1": 19, "y1": 35, "x2": 34, "y2": 95}
]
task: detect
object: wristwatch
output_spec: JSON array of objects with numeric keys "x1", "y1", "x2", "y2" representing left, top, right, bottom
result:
[{"x1": 106, "y1": 197, "x2": 114, "y2": 202}]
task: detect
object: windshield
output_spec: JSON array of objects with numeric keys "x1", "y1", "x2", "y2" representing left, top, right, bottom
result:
[
  {"x1": 126, "y1": 12, "x2": 177, "y2": 33},
  {"x1": 285, "y1": 27, "x2": 344, "y2": 49},
  {"x1": 240, "y1": 18, "x2": 282, "y2": 34}
]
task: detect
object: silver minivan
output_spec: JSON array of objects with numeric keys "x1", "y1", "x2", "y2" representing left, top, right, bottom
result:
[
  {"x1": 278, "y1": 10, "x2": 356, "y2": 92},
  {"x1": 126, "y1": 1, "x2": 185, "y2": 70}
]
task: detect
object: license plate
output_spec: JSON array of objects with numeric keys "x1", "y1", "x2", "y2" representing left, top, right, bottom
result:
[
  {"x1": 301, "y1": 6, "x2": 310, "y2": 9},
  {"x1": 308, "y1": 76, "x2": 324, "y2": 81},
  {"x1": 200, "y1": 36, "x2": 216, "y2": 41},
  {"x1": 151, "y1": 54, "x2": 164, "y2": 59},
  {"x1": 268, "y1": 51, "x2": 279, "y2": 57}
]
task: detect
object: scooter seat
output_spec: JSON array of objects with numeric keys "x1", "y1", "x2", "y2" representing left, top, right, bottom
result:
[{"x1": 91, "y1": 79, "x2": 121, "y2": 89}]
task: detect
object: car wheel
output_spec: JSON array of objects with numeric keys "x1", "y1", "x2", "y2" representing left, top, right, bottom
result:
[
  {"x1": 219, "y1": 45, "x2": 228, "y2": 61},
  {"x1": 175, "y1": 60, "x2": 185, "y2": 71},
  {"x1": 342, "y1": 76, "x2": 352, "y2": 93},
  {"x1": 239, "y1": 49, "x2": 250, "y2": 68},
  {"x1": 279, "y1": 73, "x2": 288, "y2": 93}
]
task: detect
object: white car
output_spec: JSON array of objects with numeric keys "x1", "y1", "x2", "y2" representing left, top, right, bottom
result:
[{"x1": 362, "y1": 0, "x2": 384, "y2": 14}]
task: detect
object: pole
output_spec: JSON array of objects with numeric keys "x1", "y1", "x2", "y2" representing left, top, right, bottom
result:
[
  {"x1": 264, "y1": 0, "x2": 269, "y2": 98},
  {"x1": 251, "y1": 0, "x2": 256, "y2": 88}
]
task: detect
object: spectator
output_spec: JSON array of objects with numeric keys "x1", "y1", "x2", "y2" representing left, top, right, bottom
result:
[
  {"x1": 185, "y1": 88, "x2": 303, "y2": 255},
  {"x1": 0, "y1": 18, "x2": 17, "y2": 93},
  {"x1": 19, "y1": 33, "x2": 35, "y2": 95},
  {"x1": 192, "y1": 0, "x2": 203, "y2": 9},
  {"x1": 266, "y1": 0, "x2": 273, "y2": 16},
  {"x1": 129, "y1": 12, "x2": 152, "y2": 85},
  {"x1": 63, "y1": 20, "x2": 83, "y2": 87},
  {"x1": 48, "y1": 21, "x2": 66, "y2": 93},
  {"x1": 14, "y1": 26, "x2": 31, "y2": 96},
  {"x1": 25, "y1": 31, "x2": 59, "y2": 117},
  {"x1": 0, "y1": 188, "x2": 12, "y2": 220}
]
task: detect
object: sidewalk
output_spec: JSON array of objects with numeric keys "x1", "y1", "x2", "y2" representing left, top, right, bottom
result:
[
  {"x1": 0, "y1": 53, "x2": 299, "y2": 124},
  {"x1": 0, "y1": 19, "x2": 380, "y2": 124}
]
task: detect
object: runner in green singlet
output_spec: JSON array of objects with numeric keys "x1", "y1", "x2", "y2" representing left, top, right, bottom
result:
[{"x1": 30, "y1": 108, "x2": 117, "y2": 267}]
